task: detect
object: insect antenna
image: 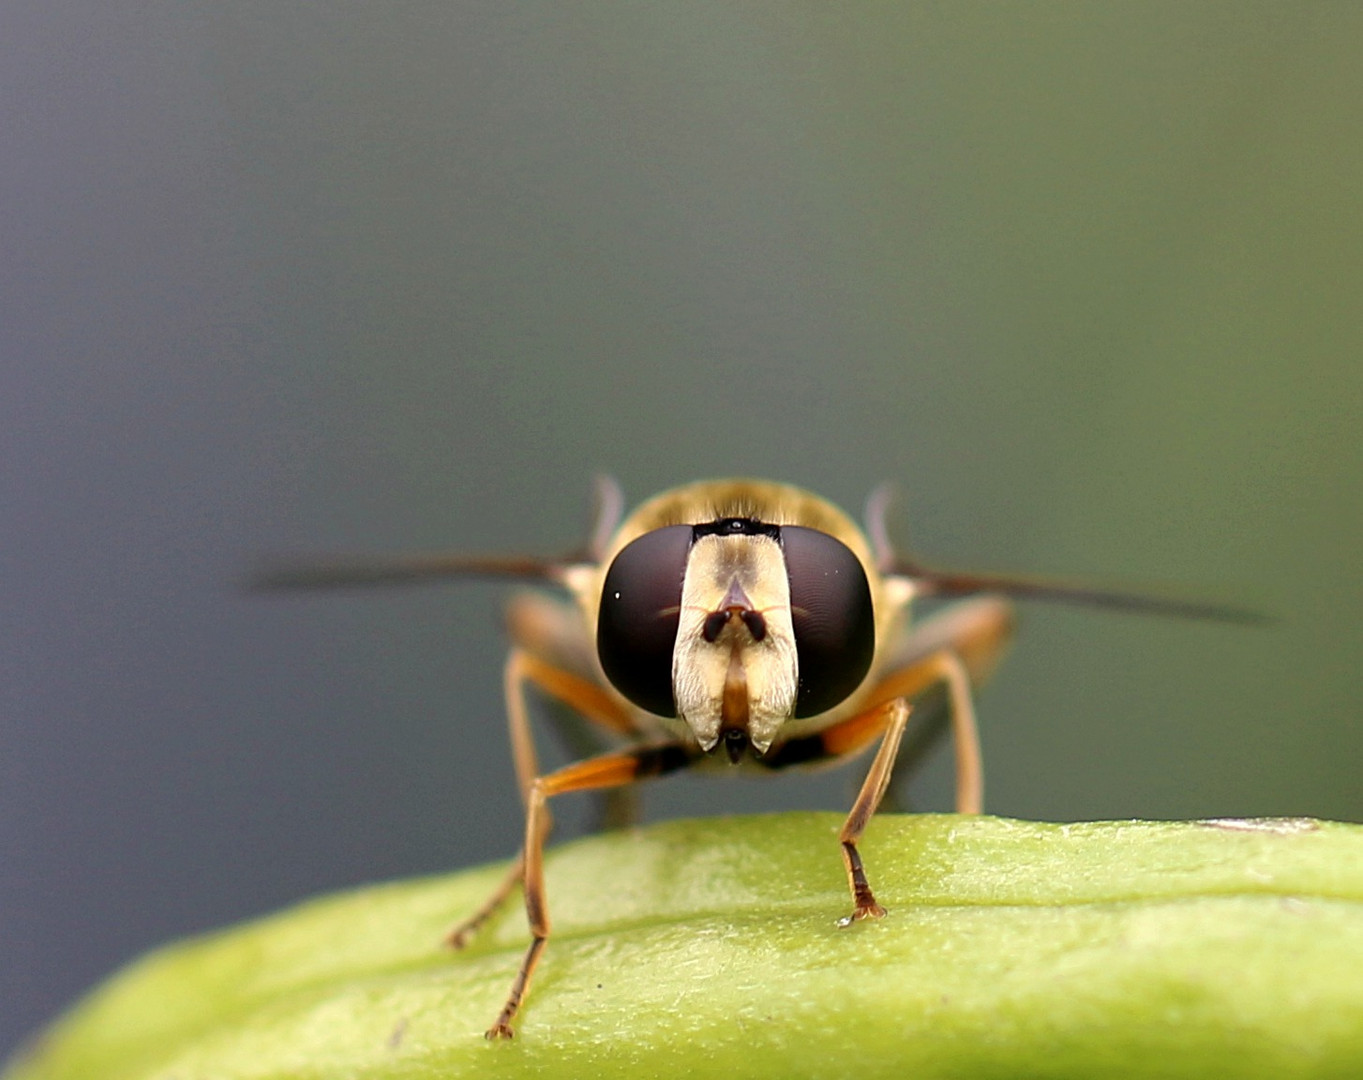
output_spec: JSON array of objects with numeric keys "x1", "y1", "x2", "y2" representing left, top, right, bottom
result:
[
  {"x1": 247, "y1": 552, "x2": 571, "y2": 591},
  {"x1": 893, "y1": 559, "x2": 1271, "y2": 625}
]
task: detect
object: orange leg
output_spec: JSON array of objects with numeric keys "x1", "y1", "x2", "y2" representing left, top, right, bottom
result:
[
  {"x1": 759, "y1": 600, "x2": 1012, "y2": 922},
  {"x1": 504, "y1": 647, "x2": 639, "y2": 801},
  {"x1": 759, "y1": 697, "x2": 909, "y2": 923},
  {"x1": 865, "y1": 595, "x2": 1017, "y2": 814},
  {"x1": 835, "y1": 699, "x2": 913, "y2": 924},
  {"x1": 762, "y1": 644, "x2": 988, "y2": 816},
  {"x1": 444, "y1": 648, "x2": 640, "y2": 950},
  {"x1": 486, "y1": 742, "x2": 695, "y2": 1039},
  {"x1": 445, "y1": 854, "x2": 523, "y2": 950},
  {"x1": 864, "y1": 650, "x2": 982, "y2": 814}
]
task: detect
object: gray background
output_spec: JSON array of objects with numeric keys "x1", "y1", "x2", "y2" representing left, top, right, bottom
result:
[{"x1": 4, "y1": 3, "x2": 1361, "y2": 1058}]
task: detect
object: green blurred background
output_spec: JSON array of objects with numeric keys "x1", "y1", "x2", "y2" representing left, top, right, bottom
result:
[{"x1": 4, "y1": 2, "x2": 1361, "y2": 1060}]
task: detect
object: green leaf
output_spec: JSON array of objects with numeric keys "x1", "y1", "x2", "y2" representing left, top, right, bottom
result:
[{"x1": 9, "y1": 813, "x2": 1363, "y2": 1079}]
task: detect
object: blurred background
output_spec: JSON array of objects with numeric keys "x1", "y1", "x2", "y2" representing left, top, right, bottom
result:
[{"x1": 4, "y1": 2, "x2": 1361, "y2": 1058}]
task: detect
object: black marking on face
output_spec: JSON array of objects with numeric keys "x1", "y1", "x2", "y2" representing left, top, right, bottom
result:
[
  {"x1": 702, "y1": 610, "x2": 728, "y2": 643},
  {"x1": 692, "y1": 517, "x2": 781, "y2": 540}
]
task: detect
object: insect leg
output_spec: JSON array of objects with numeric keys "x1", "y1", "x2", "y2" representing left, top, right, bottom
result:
[
  {"x1": 872, "y1": 650, "x2": 981, "y2": 814},
  {"x1": 869, "y1": 595, "x2": 1015, "y2": 814},
  {"x1": 487, "y1": 741, "x2": 697, "y2": 1039},
  {"x1": 757, "y1": 699, "x2": 908, "y2": 924},
  {"x1": 837, "y1": 699, "x2": 912, "y2": 922},
  {"x1": 445, "y1": 645, "x2": 638, "y2": 950},
  {"x1": 505, "y1": 647, "x2": 640, "y2": 799},
  {"x1": 761, "y1": 597, "x2": 1012, "y2": 923},
  {"x1": 505, "y1": 591, "x2": 642, "y2": 827}
]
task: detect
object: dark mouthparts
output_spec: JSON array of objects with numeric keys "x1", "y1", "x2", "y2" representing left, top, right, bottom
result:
[{"x1": 722, "y1": 728, "x2": 750, "y2": 764}]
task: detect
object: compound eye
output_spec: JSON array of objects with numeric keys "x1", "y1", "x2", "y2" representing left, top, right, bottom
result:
[
  {"x1": 781, "y1": 526, "x2": 875, "y2": 717},
  {"x1": 596, "y1": 525, "x2": 693, "y2": 717}
]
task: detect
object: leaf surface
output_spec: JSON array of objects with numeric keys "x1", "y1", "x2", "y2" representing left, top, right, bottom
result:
[{"x1": 9, "y1": 813, "x2": 1363, "y2": 1079}]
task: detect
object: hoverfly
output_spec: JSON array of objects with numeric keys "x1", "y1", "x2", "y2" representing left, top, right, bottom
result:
[{"x1": 257, "y1": 477, "x2": 1258, "y2": 1038}]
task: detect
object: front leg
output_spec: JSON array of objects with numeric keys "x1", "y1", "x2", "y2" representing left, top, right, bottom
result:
[
  {"x1": 761, "y1": 613, "x2": 1004, "y2": 924},
  {"x1": 760, "y1": 698, "x2": 912, "y2": 924},
  {"x1": 836, "y1": 699, "x2": 912, "y2": 924},
  {"x1": 487, "y1": 741, "x2": 698, "y2": 1039}
]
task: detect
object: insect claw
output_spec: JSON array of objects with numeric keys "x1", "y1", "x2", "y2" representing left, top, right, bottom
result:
[
  {"x1": 444, "y1": 927, "x2": 473, "y2": 950},
  {"x1": 838, "y1": 898, "x2": 888, "y2": 927}
]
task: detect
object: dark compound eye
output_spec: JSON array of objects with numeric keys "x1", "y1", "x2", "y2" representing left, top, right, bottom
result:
[
  {"x1": 781, "y1": 526, "x2": 875, "y2": 717},
  {"x1": 596, "y1": 525, "x2": 693, "y2": 717}
]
